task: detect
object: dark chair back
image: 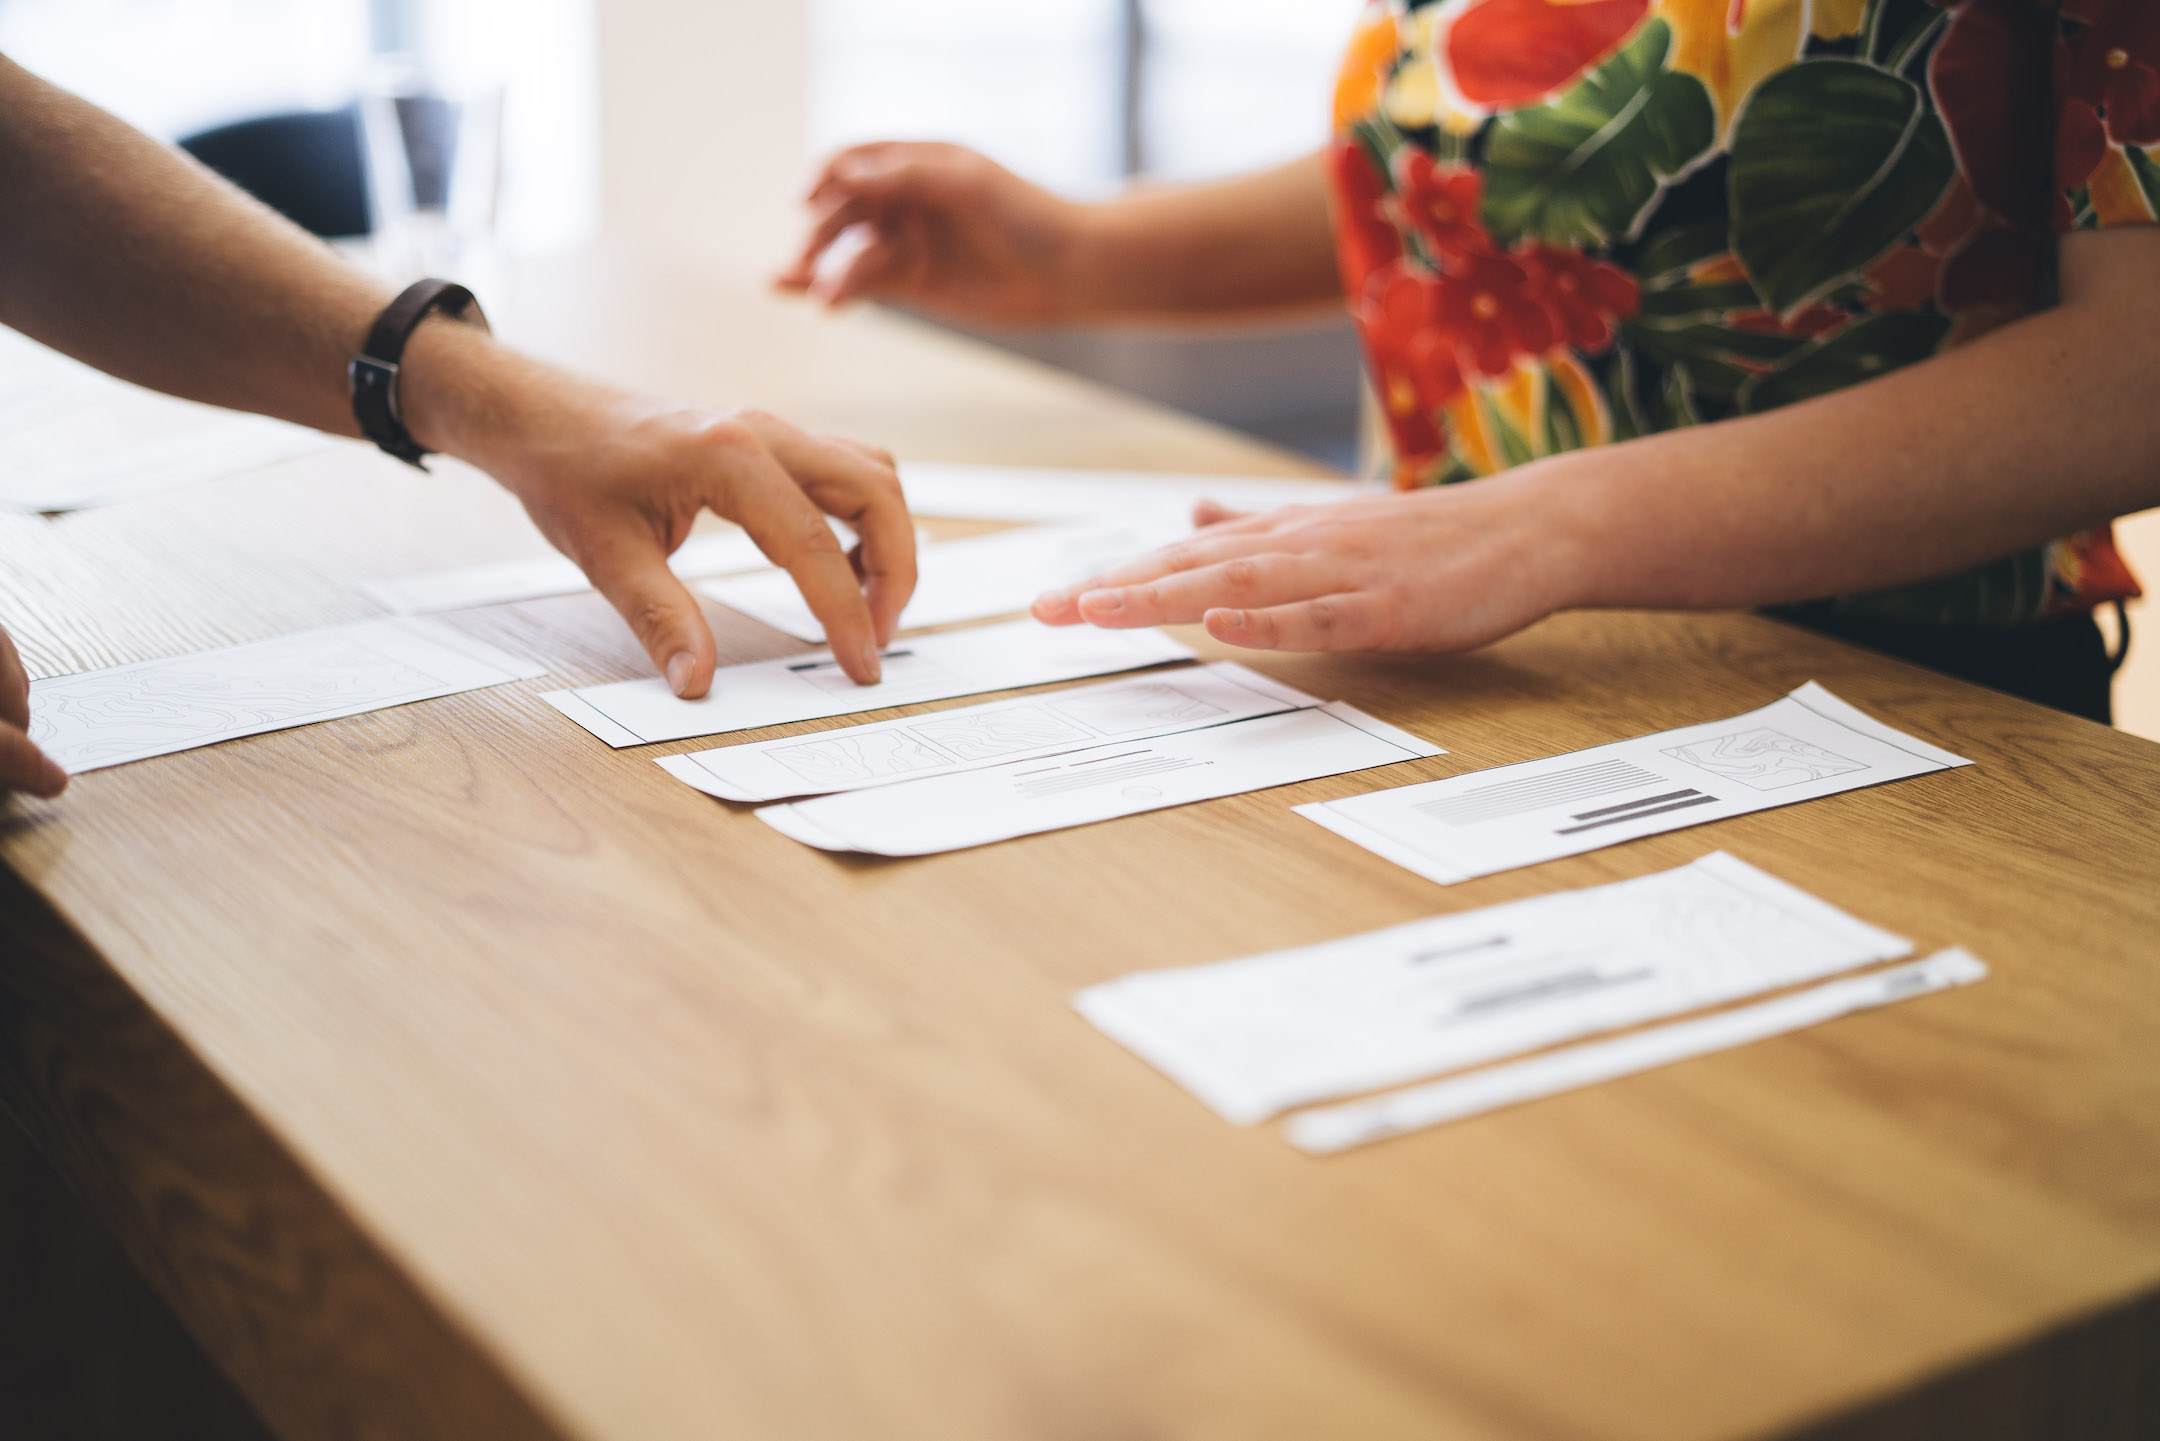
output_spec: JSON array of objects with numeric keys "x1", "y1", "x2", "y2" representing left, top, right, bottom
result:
[{"x1": 179, "y1": 106, "x2": 371, "y2": 239}]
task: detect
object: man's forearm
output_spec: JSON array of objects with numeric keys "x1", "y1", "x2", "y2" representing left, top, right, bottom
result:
[
  {"x1": 0, "y1": 54, "x2": 383, "y2": 436},
  {"x1": 1548, "y1": 227, "x2": 2160, "y2": 613},
  {"x1": 1066, "y1": 153, "x2": 1343, "y2": 318}
]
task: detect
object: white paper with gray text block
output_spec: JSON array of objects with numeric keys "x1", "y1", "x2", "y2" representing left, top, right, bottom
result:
[
  {"x1": 1075, "y1": 852, "x2": 1913, "y2": 1125},
  {"x1": 1295, "y1": 684, "x2": 1971, "y2": 885},
  {"x1": 657, "y1": 661, "x2": 1321, "y2": 802},
  {"x1": 757, "y1": 701, "x2": 1442, "y2": 857}
]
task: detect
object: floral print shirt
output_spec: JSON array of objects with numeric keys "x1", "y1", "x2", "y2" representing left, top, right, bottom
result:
[{"x1": 1328, "y1": 0, "x2": 2152, "y2": 625}]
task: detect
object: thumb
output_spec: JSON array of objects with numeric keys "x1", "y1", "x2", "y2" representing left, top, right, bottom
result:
[
  {"x1": 579, "y1": 530, "x2": 720, "y2": 698},
  {"x1": 0, "y1": 722, "x2": 67, "y2": 799}
]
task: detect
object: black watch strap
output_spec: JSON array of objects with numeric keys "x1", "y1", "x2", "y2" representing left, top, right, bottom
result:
[{"x1": 348, "y1": 279, "x2": 491, "y2": 469}]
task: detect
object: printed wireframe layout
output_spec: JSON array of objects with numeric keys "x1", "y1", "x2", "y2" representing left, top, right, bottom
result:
[
  {"x1": 764, "y1": 678, "x2": 1235, "y2": 787},
  {"x1": 1662, "y1": 727, "x2": 1866, "y2": 790}
]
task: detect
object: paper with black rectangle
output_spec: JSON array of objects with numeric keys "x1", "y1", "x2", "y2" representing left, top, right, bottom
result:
[
  {"x1": 541, "y1": 619, "x2": 1196, "y2": 747},
  {"x1": 1295, "y1": 683, "x2": 1971, "y2": 885},
  {"x1": 1074, "y1": 851, "x2": 1912, "y2": 1125},
  {"x1": 657, "y1": 661, "x2": 1320, "y2": 802},
  {"x1": 757, "y1": 702, "x2": 1442, "y2": 857}
]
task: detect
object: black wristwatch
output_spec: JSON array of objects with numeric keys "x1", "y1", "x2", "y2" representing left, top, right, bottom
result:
[{"x1": 348, "y1": 279, "x2": 490, "y2": 469}]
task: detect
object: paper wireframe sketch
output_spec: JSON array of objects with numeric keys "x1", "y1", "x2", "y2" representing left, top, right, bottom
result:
[
  {"x1": 27, "y1": 618, "x2": 546, "y2": 773},
  {"x1": 542, "y1": 619, "x2": 1196, "y2": 747},
  {"x1": 1075, "y1": 851, "x2": 1913, "y2": 1126},
  {"x1": 0, "y1": 329, "x2": 335, "y2": 513},
  {"x1": 658, "y1": 661, "x2": 1322, "y2": 802},
  {"x1": 897, "y1": 461, "x2": 1371, "y2": 524},
  {"x1": 1286, "y1": 948, "x2": 1988, "y2": 1153},
  {"x1": 360, "y1": 519, "x2": 888, "y2": 614},
  {"x1": 697, "y1": 516, "x2": 1192, "y2": 642},
  {"x1": 757, "y1": 702, "x2": 1442, "y2": 858},
  {"x1": 1295, "y1": 683, "x2": 1972, "y2": 886}
]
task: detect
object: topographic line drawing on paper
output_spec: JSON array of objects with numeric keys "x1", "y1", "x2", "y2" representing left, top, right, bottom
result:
[
  {"x1": 768, "y1": 729, "x2": 954, "y2": 786},
  {"x1": 907, "y1": 704, "x2": 1092, "y2": 761},
  {"x1": 1662, "y1": 728, "x2": 1865, "y2": 791},
  {"x1": 1049, "y1": 682, "x2": 1227, "y2": 735},
  {"x1": 27, "y1": 636, "x2": 448, "y2": 765}
]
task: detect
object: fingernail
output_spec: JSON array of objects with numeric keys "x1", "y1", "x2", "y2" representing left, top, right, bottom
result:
[
  {"x1": 666, "y1": 651, "x2": 696, "y2": 696},
  {"x1": 1216, "y1": 609, "x2": 1248, "y2": 629},
  {"x1": 859, "y1": 640, "x2": 883, "y2": 684},
  {"x1": 1032, "y1": 590, "x2": 1066, "y2": 609},
  {"x1": 1082, "y1": 590, "x2": 1122, "y2": 613}
]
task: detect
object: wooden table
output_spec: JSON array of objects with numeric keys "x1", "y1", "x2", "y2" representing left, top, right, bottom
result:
[{"x1": 3, "y1": 250, "x2": 2157, "y2": 1441}]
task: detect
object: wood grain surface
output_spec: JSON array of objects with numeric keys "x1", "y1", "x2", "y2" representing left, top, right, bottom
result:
[{"x1": 3, "y1": 250, "x2": 2158, "y2": 1441}]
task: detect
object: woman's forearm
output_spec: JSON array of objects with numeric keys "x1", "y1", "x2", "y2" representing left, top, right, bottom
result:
[
  {"x1": 1551, "y1": 226, "x2": 2160, "y2": 612},
  {"x1": 1064, "y1": 153, "x2": 1344, "y2": 318}
]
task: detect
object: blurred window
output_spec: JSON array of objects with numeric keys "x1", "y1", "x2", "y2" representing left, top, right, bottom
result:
[
  {"x1": 808, "y1": 0, "x2": 1360, "y2": 194},
  {"x1": 0, "y1": 0, "x2": 597, "y2": 252}
]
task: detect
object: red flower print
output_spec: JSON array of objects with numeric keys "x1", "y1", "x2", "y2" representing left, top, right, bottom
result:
[
  {"x1": 1443, "y1": 0, "x2": 1652, "y2": 112},
  {"x1": 1435, "y1": 249, "x2": 1555, "y2": 376},
  {"x1": 1396, "y1": 152, "x2": 1488, "y2": 263},
  {"x1": 1354, "y1": 264, "x2": 1466, "y2": 462},
  {"x1": 1929, "y1": 0, "x2": 2057, "y2": 232},
  {"x1": 2061, "y1": 0, "x2": 2160, "y2": 147},
  {"x1": 1327, "y1": 140, "x2": 1403, "y2": 298},
  {"x1": 1520, "y1": 245, "x2": 1638, "y2": 351}
]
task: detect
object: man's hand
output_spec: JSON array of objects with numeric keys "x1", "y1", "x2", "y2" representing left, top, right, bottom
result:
[
  {"x1": 775, "y1": 142, "x2": 1088, "y2": 322},
  {"x1": 1030, "y1": 480, "x2": 1577, "y2": 655},
  {"x1": 400, "y1": 327, "x2": 917, "y2": 697},
  {"x1": 1, "y1": 625, "x2": 65, "y2": 798}
]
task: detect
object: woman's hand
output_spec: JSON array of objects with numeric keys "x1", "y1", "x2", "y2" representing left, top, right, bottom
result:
[
  {"x1": 401, "y1": 326, "x2": 917, "y2": 696},
  {"x1": 1030, "y1": 478, "x2": 1582, "y2": 654},
  {"x1": 774, "y1": 142, "x2": 1089, "y2": 322},
  {"x1": 1, "y1": 625, "x2": 66, "y2": 798}
]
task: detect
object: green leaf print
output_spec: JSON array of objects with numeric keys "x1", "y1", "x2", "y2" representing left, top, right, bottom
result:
[
  {"x1": 1728, "y1": 60, "x2": 1954, "y2": 317},
  {"x1": 1481, "y1": 19, "x2": 1716, "y2": 249},
  {"x1": 1737, "y1": 310, "x2": 1949, "y2": 412}
]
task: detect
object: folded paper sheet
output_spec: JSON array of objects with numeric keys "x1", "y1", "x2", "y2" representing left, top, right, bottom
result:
[
  {"x1": 758, "y1": 702, "x2": 1442, "y2": 857},
  {"x1": 897, "y1": 461, "x2": 1371, "y2": 524},
  {"x1": 1296, "y1": 683, "x2": 1971, "y2": 885},
  {"x1": 0, "y1": 328, "x2": 335, "y2": 513},
  {"x1": 699, "y1": 516, "x2": 1191, "y2": 642},
  {"x1": 1286, "y1": 948, "x2": 1989, "y2": 1152},
  {"x1": 28, "y1": 618, "x2": 546, "y2": 772},
  {"x1": 1075, "y1": 852, "x2": 1912, "y2": 1125},
  {"x1": 542, "y1": 620, "x2": 1196, "y2": 747},
  {"x1": 659, "y1": 661, "x2": 1320, "y2": 802}
]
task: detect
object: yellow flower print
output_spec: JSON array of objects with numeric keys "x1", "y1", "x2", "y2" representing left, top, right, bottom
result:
[
  {"x1": 1811, "y1": 0, "x2": 1867, "y2": 41},
  {"x1": 1655, "y1": 0, "x2": 1807, "y2": 138}
]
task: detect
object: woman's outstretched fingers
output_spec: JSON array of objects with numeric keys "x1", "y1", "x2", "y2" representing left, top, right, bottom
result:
[{"x1": 1205, "y1": 593, "x2": 1393, "y2": 651}]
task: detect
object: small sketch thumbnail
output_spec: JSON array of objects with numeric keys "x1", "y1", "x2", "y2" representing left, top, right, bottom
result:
[
  {"x1": 769, "y1": 729, "x2": 951, "y2": 786},
  {"x1": 1662, "y1": 727, "x2": 1865, "y2": 790},
  {"x1": 908, "y1": 705, "x2": 1090, "y2": 761},
  {"x1": 1049, "y1": 682, "x2": 1225, "y2": 735}
]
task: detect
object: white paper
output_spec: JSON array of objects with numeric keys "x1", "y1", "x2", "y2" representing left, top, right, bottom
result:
[
  {"x1": 1296, "y1": 683, "x2": 1972, "y2": 886},
  {"x1": 1074, "y1": 852, "x2": 1912, "y2": 1125},
  {"x1": 0, "y1": 329, "x2": 337, "y2": 512},
  {"x1": 27, "y1": 618, "x2": 546, "y2": 773},
  {"x1": 759, "y1": 701, "x2": 1443, "y2": 857},
  {"x1": 1286, "y1": 948, "x2": 1988, "y2": 1152},
  {"x1": 898, "y1": 461, "x2": 1374, "y2": 523},
  {"x1": 699, "y1": 514, "x2": 1193, "y2": 641},
  {"x1": 542, "y1": 619, "x2": 1196, "y2": 747},
  {"x1": 658, "y1": 661, "x2": 1321, "y2": 802},
  {"x1": 360, "y1": 519, "x2": 884, "y2": 614}
]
